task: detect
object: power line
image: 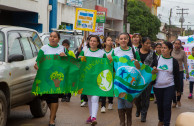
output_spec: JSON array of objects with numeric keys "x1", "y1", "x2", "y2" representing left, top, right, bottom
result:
[{"x1": 176, "y1": 8, "x2": 189, "y2": 35}]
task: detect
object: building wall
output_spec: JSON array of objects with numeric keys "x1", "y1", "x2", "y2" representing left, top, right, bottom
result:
[
  {"x1": 0, "y1": 0, "x2": 49, "y2": 32},
  {"x1": 140, "y1": 0, "x2": 153, "y2": 9}
]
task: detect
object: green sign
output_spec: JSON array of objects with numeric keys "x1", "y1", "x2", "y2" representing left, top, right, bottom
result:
[{"x1": 96, "y1": 12, "x2": 106, "y2": 23}]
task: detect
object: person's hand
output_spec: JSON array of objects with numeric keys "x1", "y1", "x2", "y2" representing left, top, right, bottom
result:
[
  {"x1": 34, "y1": 63, "x2": 38, "y2": 70},
  {"x1": 131, "y1": 59, "x2": 135, "y2": 61},
  {"x1": 107, "y1": 55, "x2": 113, "y2": 62},
  {"x1": 60, "y1": 52, "x2": 67, "y2": 57},
  {"x1": 186, "y1": 73, "x2": 189, "y2": 79},
  {"x1": 78, "y1": 56, "x2": 83, "y2": 59},
  {"x1": 152, "y1": 66, "x2": 158, "y2": 74},
  {"x1": 177, "y1": 92, "x2": 181, "y2": 96}
]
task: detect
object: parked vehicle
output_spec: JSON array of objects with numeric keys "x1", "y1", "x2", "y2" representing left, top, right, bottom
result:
[{"x1": 0, "y1": 25, "x2": 48, "y2": 126}]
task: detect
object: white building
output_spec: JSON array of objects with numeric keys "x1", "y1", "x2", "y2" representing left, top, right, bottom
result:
[{"x1": 0, "y1": 0, "x2": 50, "y2": 32}]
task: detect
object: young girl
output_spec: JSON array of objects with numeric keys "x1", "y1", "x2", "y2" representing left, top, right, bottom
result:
[
  {"x1": 152, "y1": 42, "x2": 180, "y2": 126},
  {"x1": 188, "y1": 47, "x2": 194, "y2": 99},
  {"x1": 131, "y1": 33, "x2": 142, "y2": 51},
  {"x1": 101, "y1": 36, "x2": 114, "y2": 113},
  {"x1": 79, "y1": 35, "x2": 106, "y2": 125},
  {"x1": 34, "y1": 31, "x2": 68, "y2": 126},
  {"x1": 108, "y1": 33, "x2": 140, "y2": 126}
]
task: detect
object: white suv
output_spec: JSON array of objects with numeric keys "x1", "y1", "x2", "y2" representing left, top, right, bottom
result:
[{"x1": 0, "y1": 26, "x2": 48, "y2": 126}]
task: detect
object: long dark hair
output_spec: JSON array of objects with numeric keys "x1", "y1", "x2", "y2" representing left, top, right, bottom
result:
[
  {"x1": 103, "y1": 36, "x2": 112, "y2": 48},
  {"x1": 163, "y1": 41, "x2": 173, "y2": 55},
  {"x1": 87, "y1": 35, "x2": 102, "y2": 49},
  {"x1": 118, "y1": 33, "x2": 132, "y2": 47},
  {"x1": 51, "y1": 31, "x2": 60, "y2": 39},
  {"x1": 141, "y1": 37, "x2": 150, "y2": 44}
]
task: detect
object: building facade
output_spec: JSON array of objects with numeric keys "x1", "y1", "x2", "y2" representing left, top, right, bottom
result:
[
  {"x1": 140, "y1": 0, "x2": 161, "y2": 16},
  {"x1": 0, "y1": 0, "x2": 50, "y2": 32},
  {"x1": 0, "y1": 0, "x2": 124, "y2": 36}
]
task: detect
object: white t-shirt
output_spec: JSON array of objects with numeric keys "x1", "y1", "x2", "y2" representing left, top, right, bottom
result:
[
  {"x1": 104, "y1": 48, "x2": 113, "y2": 56},
  {"x1": 80, "y1": 48, "x2": 105, "y2": 58},
  {"x1": 41, "y1": 44, "x2": 65, "y2": 55},
  {"x1": 113, "y1": 47, "x2": 134, "y2": 60},
  {"x1": 154, "y1": 56, "x2": 174, "y2": 88}
]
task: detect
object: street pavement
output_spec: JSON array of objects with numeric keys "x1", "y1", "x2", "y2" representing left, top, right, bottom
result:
[{"x1": 7, "y1": 81, "x2": 194, "y2": 126}]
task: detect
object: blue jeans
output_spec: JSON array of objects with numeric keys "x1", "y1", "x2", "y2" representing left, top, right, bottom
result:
[
  {"x1": 118, "y1": 98, "x2": 132, "y2": 109},
  {"x1": 154, "y1": 85, "x2": 175, "y2": 126}
]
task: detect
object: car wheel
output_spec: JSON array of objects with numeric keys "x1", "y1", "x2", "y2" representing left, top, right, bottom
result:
[
  {"x1": 0, "y1": 90, "x2": 7, "y2": 126},
  {"x1": 29, "y1": 97, "x2": 48, "y2": 117}
]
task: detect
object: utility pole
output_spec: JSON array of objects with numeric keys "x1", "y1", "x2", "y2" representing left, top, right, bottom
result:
[
  {"x1": 176, "y1": 8, "x2": 189, "y2": 36},
  {"x1": 168, "y1": 8, "x2": 172, "y2": 41},
  {"x1": 123, "y1": 0, "x2": 128, "y2": 32}
]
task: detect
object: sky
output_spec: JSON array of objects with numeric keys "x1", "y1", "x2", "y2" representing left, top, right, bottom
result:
[{"x1": 157, "y1": 0, "x2": 194, "y2": 30}]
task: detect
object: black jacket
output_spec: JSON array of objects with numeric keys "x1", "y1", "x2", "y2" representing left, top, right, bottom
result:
[{"x1": 151, "y1": 56, "x2": 181, "y2": 92}]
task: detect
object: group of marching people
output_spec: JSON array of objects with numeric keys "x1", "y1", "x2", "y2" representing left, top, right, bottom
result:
[{"x1": 34, "y1": 31, "x2": 189, "y2": 126}]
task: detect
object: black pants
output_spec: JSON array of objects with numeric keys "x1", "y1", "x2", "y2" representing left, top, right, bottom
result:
[
  {"x1": 81, "y1": 94, "x2": 88, "y2": 102},
  {"x1": 173, "y1": 71, "x2": 183, "y2": 103},
  {"x1": 101, "y1": 97, "x2": 113, "y2": 107},
  {"x1": 189, "y1": 81, "x2": 194, "y2": 93},
  {"x1": 135, "y1": 84, "x2": 152, "y2": 115},
  {"x1": 154, "y1": 85, "x2": 174, "y2": 126}
]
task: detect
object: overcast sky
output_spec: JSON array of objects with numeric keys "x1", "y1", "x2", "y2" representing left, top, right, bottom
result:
[{"x1": 157, "y1": 0, "x2": 194, "y2": 29}]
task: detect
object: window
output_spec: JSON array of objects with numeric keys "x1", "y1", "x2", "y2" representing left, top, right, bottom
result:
[
  {"x1": 43, "y1": 37, "x2": 50, "y2": 45},
  {"x1": 97, "y1": 0, "x2": 104, "y2": 6},
  {"x1": 107, "y1": 0, "x2": 113, "y2": 3},
  {"x1": 8, "y1": 32, "x2": 23, "y2": 56},
  {"x1": 20, "y1": 31, "x2": 43, "y2": 51},
  {"x1": 28, "y1": 38, "x2": 38, "y2": 56},
  {"x1": 0, "y1": 32, "x2": 4, "y2": 61},
  {"x1": 20, "y1": 37, "x2": 33, "y2": 59}
]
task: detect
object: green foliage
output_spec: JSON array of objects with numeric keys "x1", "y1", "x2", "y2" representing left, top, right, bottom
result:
[
  {"x1": 127, "y1": 0, "x2": 161, "y2": 40},
  {"x1": 50, "y1": 71, "x2": 64, "y2": 81}
]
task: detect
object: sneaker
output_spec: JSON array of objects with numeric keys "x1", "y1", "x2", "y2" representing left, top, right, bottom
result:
[
  {"x1": 172, "y1": 103, "x2": 177, "y2": 108},
  {"x1": 108, "y1": 104, "x2": 113, "y2": 110},
  {"x1": 91, "y1": 117, "x2": 97, "y2": 125},
  {"x1": 101, "y1": 106, "x2": 106, "y2": 113},
  {"x1": 150, "y1": 97, "x2": 154, "y2": 101},
  {"x1": 80, "y1": 101, "x2": 87, "y2": 107},
  {"x1": 188, "y1": 93, "x2": 193, "y2": 99},
  {"x1": 66, "y1": 97, "x2": 70, "y2": 102},
  {"x1": 177, "y1": 101, "x2": 181, "y2": 107},
  {"x1": 61, "y1": 97, "x2": 67, "y2": 102},
  {"x1": 86, "y1": 116, "x2": 92, "y2": 124}
]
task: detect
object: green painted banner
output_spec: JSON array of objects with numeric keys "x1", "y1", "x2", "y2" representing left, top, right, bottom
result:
[{"x1": 31, "y1": 55, "x2": 113, "y2": 97}]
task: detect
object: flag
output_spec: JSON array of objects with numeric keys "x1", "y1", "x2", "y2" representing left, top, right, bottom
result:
[
  {"x1": 32, "y1": 55, "x2": 80, "y2": 96},
  {"x1": 113, "y1": 56, "x2": 157, "y2": 102},
  {"x1": 78, "y1": 57, "x2": 114, "y2": 97}
]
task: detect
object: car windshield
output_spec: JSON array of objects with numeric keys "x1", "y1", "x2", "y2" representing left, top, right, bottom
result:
[{"x1": 0, "y1": 32, "x2": 4, "y2": 61}]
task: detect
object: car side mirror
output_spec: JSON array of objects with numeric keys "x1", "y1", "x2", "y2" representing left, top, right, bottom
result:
[{"x1": 8, "y1": 54, "x2": 24, "y2": 63}]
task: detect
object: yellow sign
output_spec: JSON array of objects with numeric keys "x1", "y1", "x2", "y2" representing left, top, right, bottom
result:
[{"x1": 74, "y1": 8, "x2": 97, "y2": 32}]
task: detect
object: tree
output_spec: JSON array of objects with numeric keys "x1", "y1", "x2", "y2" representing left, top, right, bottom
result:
[{"x1": 127, "y1": 0, "x2": 161, "y2": 40}]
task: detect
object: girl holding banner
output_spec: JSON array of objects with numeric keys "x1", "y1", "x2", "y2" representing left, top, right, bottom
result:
[
  {"x1": 34, "y1": 31, "x2": 68, "y2": 126},
  {"x1": 172, "y1": 39, "x2": 189, "y2": 107},
  {"x1": 79, "y1": 35, "x2": 106, "y2": 125},
  {"x1": 101, "y1": 36, "x2": 114, "y2": 113},
  {"x1": 108, "y1": 33, "x2": 140, "y2": 126}
]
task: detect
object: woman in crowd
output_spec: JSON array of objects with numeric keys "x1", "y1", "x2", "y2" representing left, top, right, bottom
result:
[
  {"x1": 131, "y1": 33, "x2": 142, "y2": 51},
  {"x1": 171, "y1": 39, "x2": 189, "y2": 107},
  {"x1": 34, "y1": 31, "x2": 68, "y2": 126},
  {"x1": 153, "y1": 41, "x2": 180, "y2": 126},
  {"x1": 101, "y1": 36, "x2": 114, "y2": 113},
  {"x1": 135, "y1": 37, "x2": 157, "y2": 122},
  {"x1": 79, "y1": 35, "x2": 106, "y2": 125},
  {"x1": 108, "y1": 33, "x2": 140, "y2": 126}
]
